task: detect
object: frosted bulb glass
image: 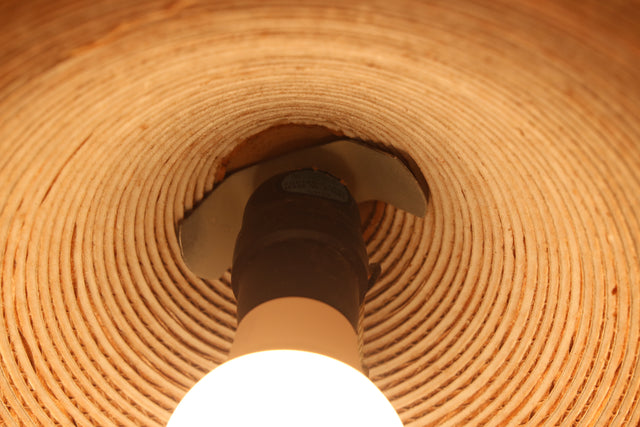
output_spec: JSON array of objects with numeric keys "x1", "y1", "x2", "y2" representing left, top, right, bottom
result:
[{"x1": 168, "y1": 350, "x2": 403, "y2": 427}]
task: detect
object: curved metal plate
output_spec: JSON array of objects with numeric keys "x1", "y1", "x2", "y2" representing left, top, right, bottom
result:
[{"x1": 180, "y1": 139, "x2": 428, "y2": 280}]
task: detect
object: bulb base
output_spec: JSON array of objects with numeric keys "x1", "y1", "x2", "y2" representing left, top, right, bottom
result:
[
  {"x1": 232, "y1": 169, "x2": 371, "y2": 331},
  {"x1": 229, "y1": 297, "x2": 363, "y2": 371}
]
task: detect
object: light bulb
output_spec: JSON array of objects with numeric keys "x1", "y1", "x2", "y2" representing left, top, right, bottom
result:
[
  {"x1": 168, "y1": 349, "x2": 403, "y2": 427},
  {"x1": 172, "y1": 170, "x2": 406, "y2": 426}
]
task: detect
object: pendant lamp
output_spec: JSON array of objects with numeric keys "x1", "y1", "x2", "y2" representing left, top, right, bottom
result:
[
  {"x1": 169, "y1": 168, "x2": 406, "y2": 426},
  {"x1": 0, "y1": 1, "x2": 639, "y2": 426}
]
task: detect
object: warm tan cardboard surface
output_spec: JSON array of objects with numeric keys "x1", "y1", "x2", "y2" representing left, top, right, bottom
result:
[{"x1": 0, "y1": 1, "x2": 638, "y2": 425}]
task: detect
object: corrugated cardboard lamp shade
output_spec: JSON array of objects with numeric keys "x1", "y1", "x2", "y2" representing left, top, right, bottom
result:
[{"x1": 0, "y1": 1, "x2": 639, "y2": 425}]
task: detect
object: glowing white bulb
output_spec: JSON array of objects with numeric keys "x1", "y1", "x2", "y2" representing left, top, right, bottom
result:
[{"x1": 168, "y1": 350, "x2": 403, "y2": 427}]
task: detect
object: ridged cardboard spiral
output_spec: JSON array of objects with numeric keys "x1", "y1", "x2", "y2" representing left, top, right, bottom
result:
[{"x1": 0, "y1": 1, "x2": 638, "y2": 425}]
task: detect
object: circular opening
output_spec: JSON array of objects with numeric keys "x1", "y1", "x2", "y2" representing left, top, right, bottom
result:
[{"x1": 219, "y1": 123, "x2": 425, "y2": 232}]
